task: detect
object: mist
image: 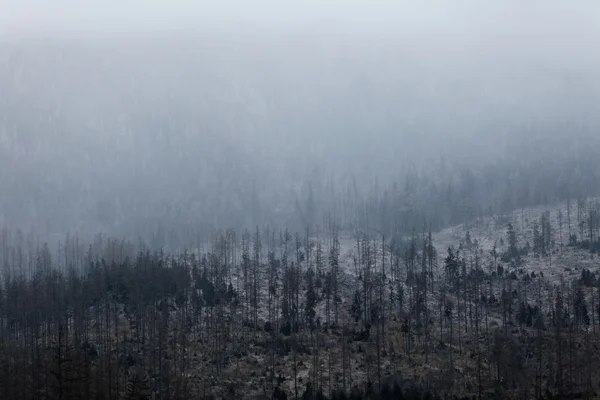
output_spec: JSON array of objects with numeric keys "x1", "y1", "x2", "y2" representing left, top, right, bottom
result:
[
  {"x1": 4, "y1": 2, "x2": 600, "y2": 399},
  {"x1": 1, "y1": 1, "x2": 600, "y2": 245}
]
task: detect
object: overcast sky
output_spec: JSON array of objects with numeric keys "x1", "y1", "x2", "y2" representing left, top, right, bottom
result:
[{"x1": 2, "y1": 1, "x2": 599, "y2": 38}]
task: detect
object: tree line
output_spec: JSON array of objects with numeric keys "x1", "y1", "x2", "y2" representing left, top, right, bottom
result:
[{"x1": 1, "y1": 198, "x2": 600, "y2": 398}]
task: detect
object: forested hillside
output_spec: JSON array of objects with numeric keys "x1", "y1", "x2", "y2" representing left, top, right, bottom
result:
[
  {"x1": 2, "y1": 4, "x2": 600, "y2": 398},
  {"x1": 2, "y1": 196, "x2": 600, "y2": 399}
]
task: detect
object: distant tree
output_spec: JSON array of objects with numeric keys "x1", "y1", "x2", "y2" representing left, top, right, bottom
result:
[
  {"x1": 125, "y1": 367, "x2": 151, "y2": 400},
  {"x1": 305, "y1": 267, "x2": 317, "y2": 330},
  {"x1": 558, "y1": 209, "x2": 564, "y2": 249},
  {"x1": 465, "y1": 230, "x2": 472, "y2": 249},
  {"x1": 533, "y1": 221, "x2": 542, "y2": 258},
  {"x1": 541, "y1": 211, "x2": 553, "y2": 257},
  {"x1": 444, "y1": 247, "x2": 460, "y2": 291},
  {"x1": 445, "y1": 300, "x2": 454, "y2": 371},
  {"x1": 506, "y1": 223, "x2": 519, "y2": 260},
  {"x1": 351, "y1": 290, "x2": 362, "y2": 323},
  {"x1": 329, "y1": 228, "x2": 341, "y2": 326},
  {"x1": 574, "y1": 286, "x2": 590, "y2": 329}
]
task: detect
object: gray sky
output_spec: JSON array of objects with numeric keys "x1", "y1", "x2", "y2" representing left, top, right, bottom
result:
[{"x1": 2, "y1": 1, "x2": 599, "y2": 38}]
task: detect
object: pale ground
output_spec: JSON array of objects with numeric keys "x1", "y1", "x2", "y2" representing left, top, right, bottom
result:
[{"x1": 187, "y1": 198, "x2": 600, "y2": 397}]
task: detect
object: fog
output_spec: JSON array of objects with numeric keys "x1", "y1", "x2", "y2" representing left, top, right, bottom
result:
[{"x1": 1, "y1": 1, "x2": 600, "y2": 247}]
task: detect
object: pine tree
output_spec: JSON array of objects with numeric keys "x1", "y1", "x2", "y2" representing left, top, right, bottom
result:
[
  {"x1": 444, "y1": 247, "x2": 460, "y2": 291},
  {"x1": 125, "y1": 366, "x2": 151, "y2": 400},
  {"x1": 533, "y1": 221, "x2": 541, "y2": 258},
  {"x1": 351, "y1": 290, "x2": 362, "y2": 323},
  {"x1": 305, "y1": 267, "x2": 317, "y2": 330},
  {"x1": 574, "y1": 286, "x2": 590, "y2": 329},
  {"x1": 329, "y1": 229, "x2": 341, "y2": 326},
  {"x1": 507, "y1": 223, "x2": 519, "y2": 260}
]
